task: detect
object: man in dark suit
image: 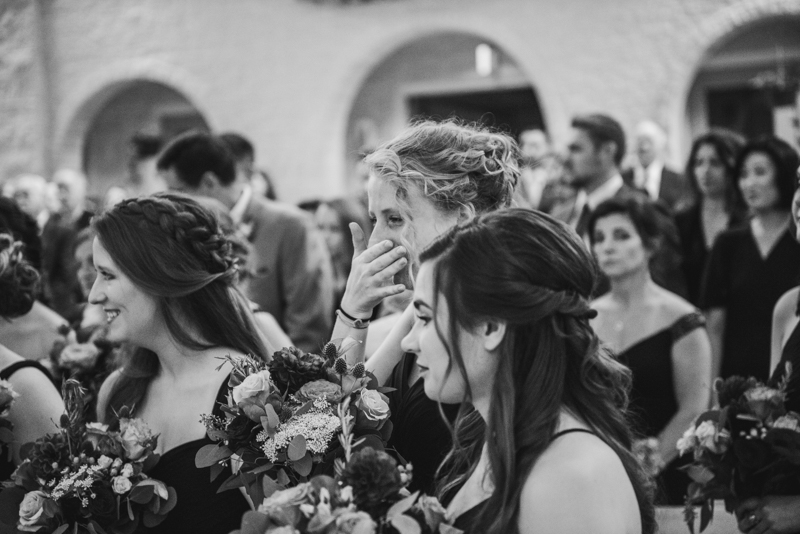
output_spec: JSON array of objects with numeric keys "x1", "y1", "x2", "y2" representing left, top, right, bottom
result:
[
  {"x1": 158, "y1": 132, "x2": 334, "y2": 353},
  {"x1": 554, "y1": 113, "x2": 686, "y2": 297},
  {"x1": 622, "y1": 120, "x2": 694, "y2": 212}
]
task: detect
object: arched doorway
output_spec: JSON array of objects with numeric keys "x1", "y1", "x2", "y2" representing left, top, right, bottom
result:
[
  {"x1": 686, "y1": 15, "x2": 800, "y2": 149},
  {"x1": 82, "y1": 80, "x2": 209, "y2": 197},
  {"x1": 345, "y1": 32, "x2": 543, "y2": 192}
]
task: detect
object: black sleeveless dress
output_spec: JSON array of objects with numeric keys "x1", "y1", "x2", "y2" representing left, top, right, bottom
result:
[
  {"x1": 0, "y1": 360, "x2": 54, "y2": 481},
  {"x1": 769, "y1": 297, "x2": 800, "y2": 415},
  {"x1": 384, "y1": 353, "x2": 460, "y2": 495},
  {"x1": 0, "y1": 361, "x2": 55, "y2": 531},
  {"x1": 447, "y1": 429, "x2": 596, "y2": 532},
  {"x1": 140, "y1": 376, "x2": 249, "y2": 534},
  {"x1": 617, "y1": 311, "x2": 706, "y2": 505}
]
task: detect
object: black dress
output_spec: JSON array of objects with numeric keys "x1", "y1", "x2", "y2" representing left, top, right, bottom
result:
[
  {"x1": 384, "y1": 353, "x2": 460, "y2": 495},
  {"x1": 770, "y1": 296, "x2": 800, "y2": 415},
  {"x1": 701, "y1": 226, "x2": 800, "y2": 380},
  {"x1": 140, "y1": 376, "x2": 249, "y2": 534},
  {"x1": 0, "y1": 361, "x2": 54, "y2": 481},
  {"x1": 617, "y1": 311, "x2": 706, "y2": 505},
  {"x1": 0, "y1": 361, "x2": 56, "y2": 531},
  {"x1": 675, "y1": 203, "x2": 747, "y2": 306}
]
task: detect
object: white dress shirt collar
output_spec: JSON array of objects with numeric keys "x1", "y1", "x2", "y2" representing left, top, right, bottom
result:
[{"x1": 229, "y1": 184, "x2": 253, "y2": 226}]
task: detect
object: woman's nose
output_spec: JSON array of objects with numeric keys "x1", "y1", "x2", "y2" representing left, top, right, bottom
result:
[
  {"x1": 400, "y1": 325, "x2": 419, "y2": 354},
  {"x1": 87, "y1": 278, "x2": 104, "y2": 305}
]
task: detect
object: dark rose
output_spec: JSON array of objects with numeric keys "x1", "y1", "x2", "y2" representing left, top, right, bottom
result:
[
  {"x1": 87, "y1": 483, "x2": 117, "y2": 521},
  {"x1": 339, "y1": 448, "x2": 403, "y2": 519},
  {"x1": 226, "y1": 414, "x2": 256, "y2": 448}
]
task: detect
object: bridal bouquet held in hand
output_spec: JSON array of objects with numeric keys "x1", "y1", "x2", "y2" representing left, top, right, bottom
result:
[
  {"x1": 678, "y1": 363, "x2": 800, "y2": 533},
  {"x1": 196, "y1": 341, "x2": 394, "y2": 506},
  {"x1": 6, "y1": 380, "x2": 176, "y2": 534},
  {"x1": 231, "y1": 400, "x2": 460, "y2": 534}
]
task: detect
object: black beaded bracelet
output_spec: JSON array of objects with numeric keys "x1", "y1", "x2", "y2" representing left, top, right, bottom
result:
[{"x1": 336, "y1": 309, "x2": 370, "y2": 329}]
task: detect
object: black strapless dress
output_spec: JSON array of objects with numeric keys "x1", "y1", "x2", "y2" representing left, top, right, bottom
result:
[
  {"x1": 617, "y1": 311, "x2": 706, "y2": 505},
  {"x1": 384, "y1": 353, "x2": 460, "y2": 495},
  {"x1": 140, "y1": 376, "x2": 249, "y2": 534}
]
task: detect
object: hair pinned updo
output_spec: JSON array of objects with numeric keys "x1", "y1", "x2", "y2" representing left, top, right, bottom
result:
[
  {"x1": 366, "y1": 120, "x2": 520, "y2": 216},
  {"x1": 0, "y1": 233, "x2": 40, "y2": 319}
]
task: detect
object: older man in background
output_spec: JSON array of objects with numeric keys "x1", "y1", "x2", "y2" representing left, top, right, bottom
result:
[{"x1": 623, "y1": 120, "x2": 694, "y2": 212}]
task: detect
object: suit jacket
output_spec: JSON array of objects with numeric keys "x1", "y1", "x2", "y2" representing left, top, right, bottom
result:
[
  {"x1": 622, "y1": 166, "x2": 695, "y2": 212},
  {"x1": 41, "y1": 212, "x2": 85, "y2": 321},
  {"x1": 566, "y1": 182, "x2": 688, "y2": 299},
  {"x1": 242, "y1": 196, "x2": 334, "y2": 353}
]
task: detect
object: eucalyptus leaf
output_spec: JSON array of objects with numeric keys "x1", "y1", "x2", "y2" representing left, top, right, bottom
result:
[
  {"x1": 287, "y1": 435, "x2": 307, "y2": 461},
  {"x1": 195, "y1": 443, "x2": 233, "y2": 468},
  {"x1": 390, "y1": 514, "x2": 422, "y2": 534},
  {"x1": 387, "y1": 490, "x2": 419, "y2": 518}
]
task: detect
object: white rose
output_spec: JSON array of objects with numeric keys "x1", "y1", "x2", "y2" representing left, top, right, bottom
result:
[
  {"x1": 695, "y1": 420, "x2": 727, "y2": 454},
  {"x1": 18, "y1": 491, "x2": 48, "y2": 531},
  {"x1": 118, "y1": 419, "x2": 152, "y2": 461},
  {"x1": 773, "y1": 415, "x2": 800, "y2": 432},
  {"x1": 121, "y1": 463, "x2": 134, "y2": 478},
  {"x1": 355, "y1": 390, "x2": 390, "y2": 422},
  {"x1": 97, "y1": 455, "x2": 113, "y2": 469},
  {"x1": 111, "y1": 476, "x2": 132, "y2": 495},
  {"x1": 676, "y1": 426, "x2": 697, "y2": 456},
  {"x1": 232, "y1": 370, "x2": 272, "y2": 404}
]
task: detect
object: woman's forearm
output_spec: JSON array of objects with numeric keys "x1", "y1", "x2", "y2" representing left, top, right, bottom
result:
[
  {"x1": 365, "y1": 305, "x2": 415, "y2": 385},
  {"x1": 658, "y1": 408, "x2": 701, "y2": 466}
]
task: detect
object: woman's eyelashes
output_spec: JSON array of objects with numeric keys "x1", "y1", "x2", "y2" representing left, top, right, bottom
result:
[{"x1": 415, "y1": 313, "x2": 430, "y2": 325}]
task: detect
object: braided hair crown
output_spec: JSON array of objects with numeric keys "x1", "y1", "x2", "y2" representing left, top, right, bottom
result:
[{"x1": 96, "y1": 193, "x2": 238, "y2": 295}]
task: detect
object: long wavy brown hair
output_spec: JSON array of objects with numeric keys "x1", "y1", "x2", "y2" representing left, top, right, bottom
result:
[
  {"x1": 422, "y1": 208, "x2": 655, "y2": 534},
  {"x1": 94, "y1": 193, "x2": 267, "y2": 423}
]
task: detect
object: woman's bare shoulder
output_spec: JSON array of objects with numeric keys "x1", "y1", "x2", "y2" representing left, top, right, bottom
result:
[{"x1": 518, "y1": 433, "x2": 640, "y2": 534}]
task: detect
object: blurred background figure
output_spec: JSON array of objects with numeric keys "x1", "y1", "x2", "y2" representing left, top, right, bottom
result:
[
  {"x1": 104, "y1": 133, "x2": 166, "y2": 207},
  {"x1": 516, "y1": 128, "x2": 551, "y2": 209},
  {"x1": 589, "y1": 197, "x2": 711, "y2": 506},
  {"x1": 4, "y1": 174, "x2": 50, "y2": 230},
  {"x1": 157, "y1": 132, "x2": 334, "y2": 352},
  {"x1": 0, "y1": 198, "x2": 69, "y2": 363},
  {"x1": 675, "y1": 130, "x2": 748, "y2": 305},
  {"x1": 220, "y1": 132, "x2": 278, "y2": 200},
  {"x1": 40, "y1": 169, "x2": 95, "y2": 321},
  {"x1": 623, "y1": 121, "x2": 694, "y2": 212},
  {"x1": 314, "y1": 197, "x2": 372, "y2": 308},
  {"x1": 0, "y1": 232, "x2": 65, "y2": 478},
  {"x1": 701, "y1": 136, "x2": 800, "y2": 381}
]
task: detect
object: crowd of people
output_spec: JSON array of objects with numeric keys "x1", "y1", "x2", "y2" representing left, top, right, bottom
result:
[{"x1": 0, "y1": 113, "x2": 798, "y2": 533}]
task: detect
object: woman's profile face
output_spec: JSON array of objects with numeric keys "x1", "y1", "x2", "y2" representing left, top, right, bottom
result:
[
  {"x1": 739, "y1": 152, "x2": 781, "y2": 212},
  {"x1": 592, "y1": 213, "x2": 650, "y2": 279},
  {"x1": 693, "y1": 143, "x2": 728, "y2": 198},
  {"x1": 400, "y1": 262, "x2": 497, "y2": 405},
  {"x1": 367, "y1": 174, "x2": 461, "y2": 258},
  {"x1": 87, "y1": 238, "x2": 159, "y2": 345},
  {"x1": 74, "y1": 239, "x2": 96, "y2": 298},
  {"x1": 315, "y1": 204, "x2": 345, "y2": 258}
]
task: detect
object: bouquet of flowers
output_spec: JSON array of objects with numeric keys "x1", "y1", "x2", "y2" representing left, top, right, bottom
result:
[
  {"x1": 196, "y1": 341, "x2": 394, "y2": 506},
  {"x1": 231, "y1": 401, "x2": 461, "y2": 534},
  {"x1": 678, "y1": 363, "x2": 800, "y2": 533},
  {"x1": 48, "y1": 325, "x2": 119, "y2": 423},
  {"x1": 7, "y1": 380, "x2": 176, "y2": 533},
  {"x1": 0, "y1": 379, "x2": 19, "y2": 453}
]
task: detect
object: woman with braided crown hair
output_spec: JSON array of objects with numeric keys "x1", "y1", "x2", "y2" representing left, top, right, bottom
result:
[
  {"x1": 91, "y1": 194, "x2": 268, "y2": 534},
  {"x1": 330, "y1": 120, "x2": 519, "y2": 494},
  {"x1": 400, "y1": 209, "x2": 654, "y2": 534}
]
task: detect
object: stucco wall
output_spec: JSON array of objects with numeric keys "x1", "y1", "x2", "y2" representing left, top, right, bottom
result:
[{"x1": 2, "y1": 0, "x2": 800, "y2": 201}]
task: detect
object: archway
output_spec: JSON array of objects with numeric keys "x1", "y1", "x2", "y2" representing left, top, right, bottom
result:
[
  {"x1": 344, "y1": 32, "x2": 544, "y2": 192},
  {"x1": 686, "y1": 15, "x2": 800, "y2": 149},
  {"x1": 81, "y1": 80, "x2": 209, "y2": 197}
]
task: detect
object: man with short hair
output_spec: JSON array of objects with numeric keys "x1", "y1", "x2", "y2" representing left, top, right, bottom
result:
[
  {"x1": 5, "y1": 174, "x2": 50, "y2": 230},
  {"x1": 555, "y1": 114, "x2": 642, "y2": 236},
  {"x1": 623, "y1": 120, "x2": 694, "y2": 211},
  {"x1": 220, "y1": 132, "x2": 277, "y2": 200},
  {"x1": 158, "y1": 132, "x2": 334, "y2": 352},
  {"x1": 555, "y1": 113, "x2": 687, "y2": 297}
]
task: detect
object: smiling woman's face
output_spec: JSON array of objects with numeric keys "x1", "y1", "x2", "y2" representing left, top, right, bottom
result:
[
  {"x1": 400, "y1": 262, "x2": 498, "y2": 405},
  {"x1": 87, "y1": 237, "x2": 159, "y2": 345}
]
